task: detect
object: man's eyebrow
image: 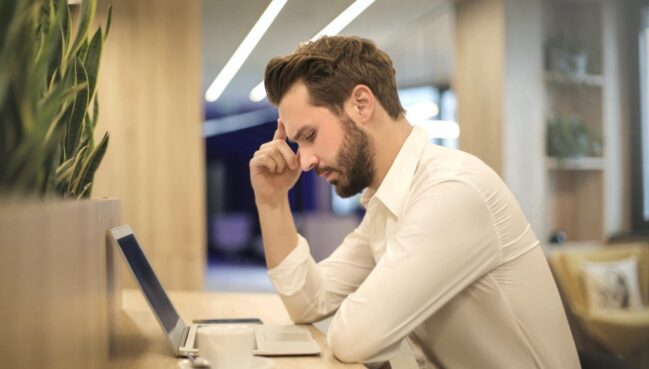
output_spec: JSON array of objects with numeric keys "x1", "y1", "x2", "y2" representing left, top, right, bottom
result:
[{"x1": 287, "y1": 125, "x2": 312, "y2": 144}]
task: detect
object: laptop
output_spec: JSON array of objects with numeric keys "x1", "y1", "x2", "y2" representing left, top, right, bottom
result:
[{"x1": 109, "y1": 224, "x2": 321, "y2": 357}]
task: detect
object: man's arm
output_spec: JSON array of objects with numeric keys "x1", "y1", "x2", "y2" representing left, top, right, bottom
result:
[
  {"x1": 250, "y1": 119, "x2": 376, "y2": 324},
  {"x1": 326, "y1": 180, "x2": 502, "y2": 363},
  {"x1": 268, "y1": 224, "x2": 375, "y2": 323},
  {"x1": 249, "y1": 119, "x2": 301, "y2": 268},
  {"x1": 255, "y1": 198, "x2": 298, "y2": 268}
]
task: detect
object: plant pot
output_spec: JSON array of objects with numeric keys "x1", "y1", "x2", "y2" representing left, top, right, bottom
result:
[
  {"x1": 0, "y1": 198, "x2": 121, "y2": 369},
  {"x1": 549, "y1": 49, "x2": 590, "y2": 76}
]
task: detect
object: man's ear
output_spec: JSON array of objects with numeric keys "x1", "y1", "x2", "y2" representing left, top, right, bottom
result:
[{"x1": 348, "y1": 84, "x2": 375, "y2": 125}]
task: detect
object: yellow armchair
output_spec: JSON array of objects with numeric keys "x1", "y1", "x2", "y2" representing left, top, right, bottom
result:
[{"x1": 549, "y1": 244, "x2": 649, "y2": 356}]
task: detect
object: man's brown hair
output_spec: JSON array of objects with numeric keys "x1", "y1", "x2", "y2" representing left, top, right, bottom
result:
[{"x1": 264, "y1": 36, "x2": 405, "y2": 120}]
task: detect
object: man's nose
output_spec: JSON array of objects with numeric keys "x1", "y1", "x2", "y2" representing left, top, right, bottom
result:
[{"x1": 299, "y1": 149, "x2": 318, "y2": 172}]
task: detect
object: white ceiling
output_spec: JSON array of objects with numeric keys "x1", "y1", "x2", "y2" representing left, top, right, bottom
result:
[{"x1": 202, "y1": 0, "x2": 455, "y2": 114}]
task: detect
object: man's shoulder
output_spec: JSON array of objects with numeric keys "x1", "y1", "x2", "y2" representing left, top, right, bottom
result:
[
  {"x1": 414, "y1": 145, "x2": 502, "y2": 195},
  {"x1": 417, "y1": 145, "x2": 471, "y2": 179}
]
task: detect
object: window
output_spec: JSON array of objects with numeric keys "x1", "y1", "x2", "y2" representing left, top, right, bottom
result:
[
  {"x1": 330, "y1": 85, "x2": 459, "y2": 216},
  {"x1": 632, "y1": 3, "x2": 649, "y2": 231}
]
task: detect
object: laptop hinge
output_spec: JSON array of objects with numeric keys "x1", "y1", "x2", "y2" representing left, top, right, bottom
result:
[{"x1": 179, "y1": 326, "x2": 190, "y2": 350}]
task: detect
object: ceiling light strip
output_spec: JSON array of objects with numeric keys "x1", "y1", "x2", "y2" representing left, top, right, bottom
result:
[
  {"x1": 249, "y1": 0, "x2": 376, "y2": 102},
  {"x1": 311, "y1": 0, "x2": 375, "y2": 40},
  {"x1": 205, "y1": 0, "x2": 288, "y2": 102}
]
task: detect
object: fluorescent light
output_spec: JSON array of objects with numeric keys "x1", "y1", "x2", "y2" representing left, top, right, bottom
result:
[
  {"x1": 249, "y1": 0, "x2": 376, "y2": 102},
  {"x1": 311, "y1": 0, "x2": 375, "y2": 40},
  {"x1": 411, "y1": 120, "x2": 460, "y2": 139},
  {"x1": 405, "y1": 101, "x2": 440, "y2": 121},
  {"x1": 249, "y1": 82, "x2": 268, "y2": 102},
  {"x1": 205, "y1": 0, "x2": 288, "y2": 102}
]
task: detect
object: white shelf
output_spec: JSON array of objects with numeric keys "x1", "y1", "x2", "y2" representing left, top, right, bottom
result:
[
  {"x1": 544, "y1": 71, "x2": 604, "y2": 87},
  {"x1": 546, "y1": 157, "x2": 604, "y2": 170}
]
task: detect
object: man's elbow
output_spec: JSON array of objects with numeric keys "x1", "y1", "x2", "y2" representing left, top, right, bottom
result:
[
  {"x1": 285, "y1": 304, "x2": 328, "y2": 325},
  {"x1": 327, "y1": 319, "x2": 403, "y2": 364},
  {"x1": 327, "y1": 325, "x2": 382, "y2": 363},
  {"x1": 279, "y1": 295, "x2": 329, "y2": 324},
  {"x1": 286, "y1": 309, "x2": 316, "y2": 324},
  {"x1": 329, "y1": 330, "x2": 367, "y2": 363}
]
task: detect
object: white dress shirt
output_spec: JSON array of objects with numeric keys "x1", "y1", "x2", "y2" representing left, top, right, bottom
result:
[{"x1": 268, "y1": 126, "x2": 580, "y2": 369}]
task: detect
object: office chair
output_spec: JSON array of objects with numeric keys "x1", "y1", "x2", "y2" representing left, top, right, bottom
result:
[
  {"x1": 549, "y1": 244, "x2": 649, "y2": 356},
  {"x1": 578, "y1": 350, "x2": 637, "y2": 369}
]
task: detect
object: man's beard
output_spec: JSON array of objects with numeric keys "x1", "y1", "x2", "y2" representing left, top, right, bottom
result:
[{"x1": 317, "y1": 115, "x2": 376, "y2": 198}]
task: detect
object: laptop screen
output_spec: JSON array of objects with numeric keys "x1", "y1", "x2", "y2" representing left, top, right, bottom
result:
[{"x1": 115, "y1": 233, "x2": 182, "y2": 334}]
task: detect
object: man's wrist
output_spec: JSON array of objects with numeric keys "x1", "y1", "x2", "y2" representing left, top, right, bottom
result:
[{"x1": 255, "y1": 195, "x2": 289, "y2": 210}]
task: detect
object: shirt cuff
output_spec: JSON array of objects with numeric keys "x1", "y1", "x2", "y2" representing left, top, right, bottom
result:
[{"x1": 267, "y1": 234, "x2": 312, "y2": 295}]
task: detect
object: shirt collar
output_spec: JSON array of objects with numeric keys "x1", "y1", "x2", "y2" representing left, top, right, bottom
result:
[{"x1": 360, "y1": 125, "x2": 429, "y2": 217}]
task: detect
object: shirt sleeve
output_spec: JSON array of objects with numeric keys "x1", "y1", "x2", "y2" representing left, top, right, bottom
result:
[
  {"x1": 267, "y1": 218, "x2": 376, "y2": 324},
  {"x1": 327, "y1": 179, "x2": 503, "y2": 363}
]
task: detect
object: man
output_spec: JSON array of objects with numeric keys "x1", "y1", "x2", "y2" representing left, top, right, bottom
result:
[{"x1": 249, "y1": 36, "x2": 579, "y2": 368}]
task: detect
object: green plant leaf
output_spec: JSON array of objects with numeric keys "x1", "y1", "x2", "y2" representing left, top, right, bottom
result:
[
  {"x1": 78, "y1": 39, "x2": 88, "y2": 60},
  {"x1": 77, "y1": 181, "x2": 92, "y2": 199},
  {"x1": 104, "y1": 5, "x2": 112, "y2": 41},
  {"x1": 0, "y1": 0, "x2": 19, "y2": 44},
  {"x1": 67, "y1": 0, "x2": 96, "y2": 61},
  {"x1": 55, "y1": 156, "x2": 75, "y2": 182},
  {"x1": 0, "y1": 0, "x2": 109, "y2": 198},
  {"x1": 64, "y1": 57, "x2": 89, "y2": 158},
  {"x1": 91, "y1": 93, "x2": 98, "y2": 131},
  {"x1": 43, "y1": 146, "x2": 62, "y2": 196},
  {"x1": 31, "y1": 0, "x2": 65, "y2": 111},
  {"x1": 61, "y1": 1, "x2": 70, "y2": 55},
  {"x1": 6, "y1": 80, "x2": 78, "y2": 183},
  {"x1": 66, "y1": 144, "x2": 88, "y2": 194},
  {"x1": 48, "y1": 0, "x2": 67, "y2": 84},
  {"x1": 84, "y1": 28, "x2": 102, "y2": 100},
  {"x1": 38, "y1": 78, "x2": 84, "y2": 138},
  {"x1": 58, "y1": 2, "x2": 73, "y2": 78},
  {"x1": 74, "y1": 131, "x2": 108, "y2": 198},
  {"x1": 0, "y1": 1, "x2": 34, "y2": 106},
  {"x1": 82, "y1": 110, "x2": 95, "y2": 148},
  {"x1": 9, "y1": 118, "x2": 65, "y2": 194}
]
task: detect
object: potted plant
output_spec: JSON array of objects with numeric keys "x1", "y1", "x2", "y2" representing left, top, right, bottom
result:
[
  {"x1": 545, "y1": 33, "x2": 593, "y2": 77},
  {"x1": 546, "y1": 115, "x2": 603, "y2": 165},
  {"x1": 0, "y1": 0, "x2": 111, "y2": 198},
  {"x1": 0, "y1": 1, "x2": 121, "y2": 368}
]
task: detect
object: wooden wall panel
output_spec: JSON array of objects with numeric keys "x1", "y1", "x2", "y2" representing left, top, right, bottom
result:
[
  {"x1": 0, "y1": 199, "x2": 121, "y2": 369},
  {"x1": 454, "y1": 0, "x2": 504, "y2": 175},
  {"x1": 551, "y1": 171, "x2": 604, "y2": 241},
  {"x1": 92, "y1": 0, "x2": 205, "y2": 290}
]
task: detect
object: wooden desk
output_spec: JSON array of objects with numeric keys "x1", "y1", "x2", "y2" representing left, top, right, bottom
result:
[{"x1": 110, "y1": 289, "x2": 365, "y2": 369}]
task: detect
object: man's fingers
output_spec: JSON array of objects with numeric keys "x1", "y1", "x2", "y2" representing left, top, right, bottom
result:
[
  {"x1": 258, "y1": 140, "x2": 297, "y2": 170},
  {"x1": 275, "y1": 142, "x2": 297, "y2": 170},
  {"x1": 273, "y1": 118, "x2": 287, "y2": 140},
  {"x1": 252, "y1": 154, "x2": 278, "y2": 173},
  {"x1": 252, "y1": 148, "x2": 289, "y2": 173},
  {"x1": 256, "y1": 119, "x2": 298, "y2": 172},
  {"x1": 266, "y1": 149, "x2": 286, "y2": 173}
]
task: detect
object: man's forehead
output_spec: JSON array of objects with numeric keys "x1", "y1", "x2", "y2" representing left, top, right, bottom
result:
[
  {"x1": 280, "y1": 117, "x2": 310, "y2": 142},
  {"x1": 278, "y1": 108, "x2": 314, "y2": 141}
]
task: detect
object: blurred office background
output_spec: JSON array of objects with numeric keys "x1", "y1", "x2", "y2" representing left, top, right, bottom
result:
[
  {"x1": 202, "y1": 0, "x2": 458, "y2": 291},
  {"x1": 90, "y1": 0, "x2": 645, "y2": 289},
  {"x1": 88, "y1": 0, "x2": 648, "y2": 364}
]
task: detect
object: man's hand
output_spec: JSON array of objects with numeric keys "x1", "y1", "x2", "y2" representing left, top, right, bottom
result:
[{"x1": 250, "y1": 119, "x2": 301, "y2": 206}]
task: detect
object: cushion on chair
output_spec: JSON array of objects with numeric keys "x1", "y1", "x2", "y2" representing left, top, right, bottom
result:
[
  {"x1": 581, "y1": 256, "x2": 644, "y2": 310},
  {"x1": 549, "y1": 244, "x2": 649, "y2": 356}
]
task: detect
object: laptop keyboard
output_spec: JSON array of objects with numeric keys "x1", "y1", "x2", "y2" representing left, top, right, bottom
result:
[
  {"x1": 193, "y1": 335, "x2": 258, "y2": 350},
  {"x1": 263, "y1": 332, "x2": 310, "y2": 342}
]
